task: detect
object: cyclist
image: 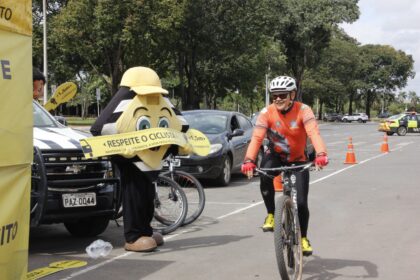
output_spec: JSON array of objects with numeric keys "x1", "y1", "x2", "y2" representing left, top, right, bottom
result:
[{"x1": 241, "y1": 75, "x2": 328, "y2": 256}]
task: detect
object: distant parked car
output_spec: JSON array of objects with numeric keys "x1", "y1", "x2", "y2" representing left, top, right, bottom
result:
[
  {"x1": 179, "y1": 110, "x2": 263, "y2": 186},
  {"x1": 377, "y1": 112, "x2": 391, "y2": 119},
  {"x1": 342, "y1": 113, "x2": 369, "y2": 123},
  {"x1": 378, "y1": 112, "x2": 420, "y2": 136},
  {"x1": 323, "y1": 113, "x2": 343, "y2": 122}
]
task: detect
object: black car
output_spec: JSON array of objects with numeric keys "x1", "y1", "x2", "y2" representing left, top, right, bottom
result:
[
  {"x1": 179, "y1": 110, "x2": 262, "y2": 186},
  {"x1": 323, "y1": 113, "x2": 343, "y2": 122},
  {"x1": 32, "y1": 101, "x2": 120, "y2": 237}
]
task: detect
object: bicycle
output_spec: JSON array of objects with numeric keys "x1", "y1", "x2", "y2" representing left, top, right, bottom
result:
[
  {"x1": 161, "y1": 155, "x2": 206, "y2": 225},
  {"x1": 256, "y1": 162, "x2": 313, "y2": 280},
  {"x1": 113, "y1": 165, "x2": 188, "y2": 235},
  {"x1": 152, "y1": 175, "x2": 188, "y2": 235}
]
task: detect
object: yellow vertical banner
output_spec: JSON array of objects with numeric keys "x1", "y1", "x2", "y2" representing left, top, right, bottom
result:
[{"x1": 0, "y1": 1, "x2": 32, "y2": 279}]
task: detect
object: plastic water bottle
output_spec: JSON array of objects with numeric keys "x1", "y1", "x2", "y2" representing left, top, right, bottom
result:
[{"x1": 86, "y1": 239, "x2": 113, "y2": 259}]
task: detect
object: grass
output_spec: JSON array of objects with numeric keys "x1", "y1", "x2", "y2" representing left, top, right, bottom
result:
[{"x1": 66, "y1": 117, "x2": 96, "y2": 126}]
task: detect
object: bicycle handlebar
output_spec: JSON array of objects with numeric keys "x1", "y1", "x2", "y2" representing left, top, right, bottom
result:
[{"x1": 255, "y1": 162, "x2": 314, "y2": 179}]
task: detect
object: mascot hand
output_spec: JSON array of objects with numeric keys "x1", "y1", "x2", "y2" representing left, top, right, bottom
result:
[
  {"x1": 121, "y1": 147, "x2": 136, "y2": 158},
  {"x1": 179, "y1": 143, "x2": 193, "y2": 155}
]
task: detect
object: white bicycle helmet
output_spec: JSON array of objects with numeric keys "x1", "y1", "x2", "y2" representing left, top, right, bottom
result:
[{"x1": 269, "y1": 76, "x2": 297, "y2": 92}]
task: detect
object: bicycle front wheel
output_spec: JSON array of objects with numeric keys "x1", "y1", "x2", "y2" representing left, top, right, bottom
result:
[
  {"x1": 274, "y1": 195, "x2": 303, "y2": 280},
  {"x1": 161, "y1": 170, "x2": 205, "y2": 225},
  {"x1": 152, "y1": 175, "x2": 188, "y2": 235}
]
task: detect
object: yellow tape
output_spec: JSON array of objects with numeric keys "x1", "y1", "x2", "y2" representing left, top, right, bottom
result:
[
  {"x1": 44, "y1": 82, "x2": 77, "y2": 111},
  {"x1": 27, "y1": 260, "x2": 87, "y2": 280},
  {"x1": 80, "y1": 128, "x2": 210, "y2": 159}
]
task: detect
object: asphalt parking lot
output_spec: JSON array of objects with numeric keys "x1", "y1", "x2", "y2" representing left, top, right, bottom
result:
[{"x1": 28, "y1": 122, "x2": 420, "y2": 279}]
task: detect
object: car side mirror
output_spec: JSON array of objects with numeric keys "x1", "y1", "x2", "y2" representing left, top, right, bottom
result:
[
  {"x1": 228, "y1": 128, "x2": 244, "y2": 140},
  {"x1": 54, "y1": 116, "x2": 68, "y2": 126}
]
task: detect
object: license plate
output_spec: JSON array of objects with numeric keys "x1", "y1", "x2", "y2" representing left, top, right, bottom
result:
[{"x1": 62, "y1": 193, "x2": 96, "y2": 208}]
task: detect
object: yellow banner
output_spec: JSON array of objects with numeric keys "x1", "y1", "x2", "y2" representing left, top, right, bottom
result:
[
  {"x1": 80, "y1": 128, "x2": 210, "y2": 159},
  {"x1": 0, "y1": 29, "x2": 33, "y2": 166},
  {"x1": 0, "y1": 4, "x2": 32, "y2": 278},
  {"x1": 0, "y1": 165, "x2": 31, "y2": 280},
  {"x1": 44, "y1": 82, "x2": 78, "y2": 111},
  {"x1": 0, "y1": 0, "x2": 32, "y2": 36}
]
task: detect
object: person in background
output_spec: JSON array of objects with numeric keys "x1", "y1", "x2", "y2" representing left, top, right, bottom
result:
[
  {"x1": 241, "y1": 75, "x2": 328, "y2": 256},
  {"x1": 33, "y1": 67, "x2": 45, "y2": 101}
]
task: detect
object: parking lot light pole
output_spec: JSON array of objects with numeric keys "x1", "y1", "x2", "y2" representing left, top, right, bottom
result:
[{"x1": 42, "y1": 0, "x2": 48, "y2": 105}]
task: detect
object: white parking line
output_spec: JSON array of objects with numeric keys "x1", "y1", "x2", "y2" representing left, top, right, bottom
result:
[
  {"x1": 60, "y1": 141, "x2": 413, "y2": 279},
  {"x1": 326, "y1": 141, "x2": 345, "y2": 145},
  {"x1": 206, "y1": 202, "x2": 254, "y2": 205}
]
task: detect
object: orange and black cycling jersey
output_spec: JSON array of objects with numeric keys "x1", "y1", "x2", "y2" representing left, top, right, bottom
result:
[{"x1": 245, "y1": 102, "x2": 327, "y2": 163}]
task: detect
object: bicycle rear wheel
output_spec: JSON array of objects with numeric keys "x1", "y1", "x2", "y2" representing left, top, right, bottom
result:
[
  {"x1": 274, "y1": 195, "x2": 303, "y2": 280},
  {"x1": 161, "y1": 170, "x2": 205, "y2": 225},
  {"x1": 152, "y1": 175, "x2": 188, "y2": 235}
]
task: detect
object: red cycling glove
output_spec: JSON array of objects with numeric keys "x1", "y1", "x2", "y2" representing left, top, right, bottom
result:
[
  {"x1": 314, "y1": 155, "x2": 328, "y2": 167},
  {"x1": 241, "y1": 162, "x2": 256, "y2": 176}
]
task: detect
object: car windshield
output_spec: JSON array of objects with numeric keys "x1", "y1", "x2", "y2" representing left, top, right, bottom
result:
[
  {"x1": 389, "y1": 114, "x2": 405, "y2": 120},
  {"x1": 183, "y1": 113, "x2": 228, "y2": 134},
  {"x1": 33, "y1": 101, "x2": 58, "y2": 127}
]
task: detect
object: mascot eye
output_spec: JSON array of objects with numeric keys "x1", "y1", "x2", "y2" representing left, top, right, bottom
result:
[
  {"x1": 136, "y1": 116, "x2": 151, "y2": 130},
  {"x1": 158, "y1": 117, "x2": 170, "y2": 128}
]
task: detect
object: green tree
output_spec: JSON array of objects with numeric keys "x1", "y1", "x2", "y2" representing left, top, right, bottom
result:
[
  {"x1": 358, "y1": 44, "x2": 415, "y2": 117},
  {"x1": 303, "y1": 31, "x2": 360, "y2": 117},
  {"x1": 273, "y1": 0, "x2": 359, "y2": 101}
]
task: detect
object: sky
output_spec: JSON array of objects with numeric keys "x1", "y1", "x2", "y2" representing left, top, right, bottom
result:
[{"x1": 341, "y1": 0, "x2": 420, "y2": 95}]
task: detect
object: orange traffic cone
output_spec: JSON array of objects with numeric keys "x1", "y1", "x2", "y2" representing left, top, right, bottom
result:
[
  {"x1": 380, "y1": 134, "x2": 390, "y2": 153},
  {"x1": 273, "y1": 175, "x2": 283, "y2": 192},
  {"x1": 344, "y1": 137, "x2": 357, "y2": 164}
]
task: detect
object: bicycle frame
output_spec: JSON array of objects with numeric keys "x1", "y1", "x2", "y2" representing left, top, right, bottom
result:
[{"x1": 256, "y1": 162, "x2": 313, "y2": 280}]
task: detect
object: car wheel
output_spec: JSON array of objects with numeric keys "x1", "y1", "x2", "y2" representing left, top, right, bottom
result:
[
  {"x1": 216, "y1": 156, "x2": 231, "y2": 186},
  {"x1": 357, "y1": 118, "x2": 362, "y2": 123},
  {"x1": 397, "y1": 126, "x2": 407, "y2": 136},
  {"x1": 64, "y1": 216, "x2": 110, "y2": 237},
  {"x1": 386, "y1": 132, "x2": 394, "y2": 136}
]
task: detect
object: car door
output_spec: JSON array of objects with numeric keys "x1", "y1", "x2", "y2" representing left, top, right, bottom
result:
[
  {"x1": 407, "y1": 114, "x2": 419, "y2": 132},
  {"x1": 229, "y1": 114, "x2": 249, "y2": 171}
]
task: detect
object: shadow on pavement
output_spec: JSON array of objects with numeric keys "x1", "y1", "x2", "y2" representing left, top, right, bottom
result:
[
  {"x1": 146, "y1": 234, "x2": 252, "y2": 256},
  {"x1": 303, "y1": 255, "x2": 378, "y2": 279}
]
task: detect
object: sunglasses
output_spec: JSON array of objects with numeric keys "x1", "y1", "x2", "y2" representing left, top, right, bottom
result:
[{"x1": 271, "y1": 92, "x2": 290, "y2": 100}]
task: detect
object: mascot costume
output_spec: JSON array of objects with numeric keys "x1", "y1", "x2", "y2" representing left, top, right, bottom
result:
[{"x1": 90, "y1": 67, "x2": 197, "y2": 252}]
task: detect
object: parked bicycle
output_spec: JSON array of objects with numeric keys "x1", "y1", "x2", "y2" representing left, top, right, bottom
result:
[
  {"x1": 113, "y1": 165, "x2": 188, "y2": 235},
  {"x1": 256, "y1": 162, "x2": 314, "y2": 280},
  {"x1": 161, "y1": 154, "x2": 206, "y2": 225},
  {"x1": 152, "y1": 175, "x2": 188, "y2": 234}
]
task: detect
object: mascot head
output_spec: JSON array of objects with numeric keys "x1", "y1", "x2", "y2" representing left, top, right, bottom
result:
[{"x1": 116, "y1": 67, "x2": 182, "y2": 168}]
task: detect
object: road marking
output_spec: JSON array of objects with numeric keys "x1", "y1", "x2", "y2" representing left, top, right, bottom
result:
[
  {"x1": 326, "y1": 141, "x2": 345, "y2": 145},
  {"x1": 206, "y1": 202, "x2": 254, "y2": 205},
  {"x1": 59, "y1": 141, "x2": 413, "y2": 279},
  {"x1": 217, "y1": 201, "x2": 264, "y2": 220}
]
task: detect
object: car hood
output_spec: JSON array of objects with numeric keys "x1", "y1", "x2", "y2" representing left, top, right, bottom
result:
[{"x1": 33, "y1": 127, "x2": 90, "y2": 150}]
